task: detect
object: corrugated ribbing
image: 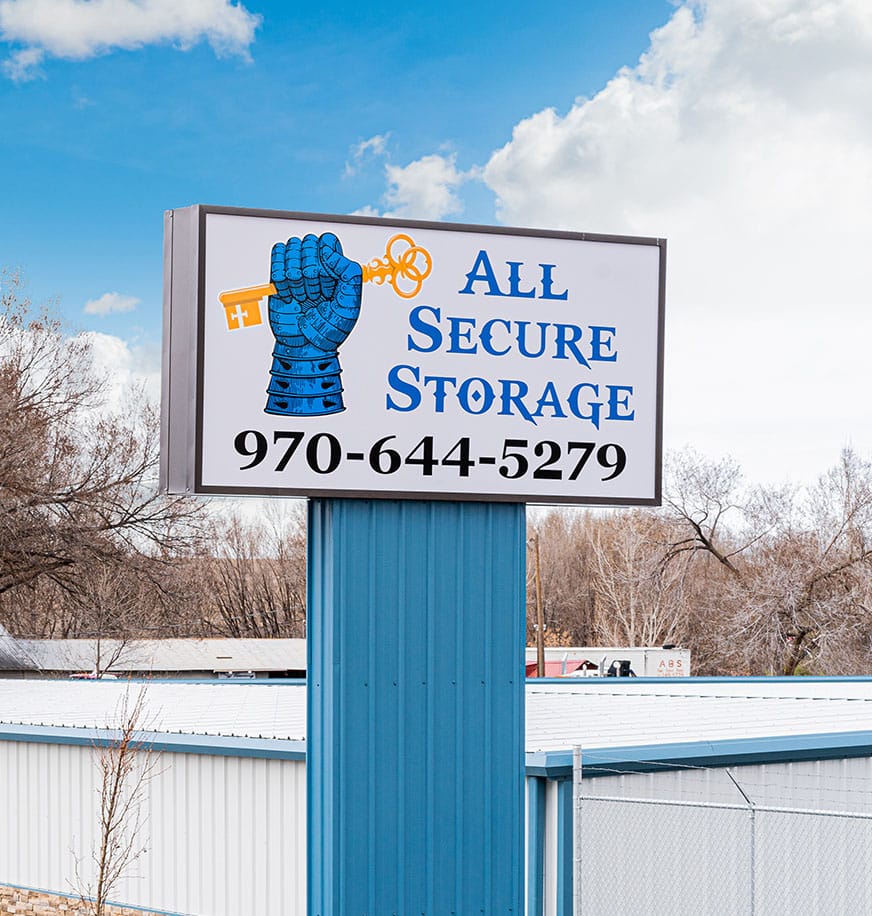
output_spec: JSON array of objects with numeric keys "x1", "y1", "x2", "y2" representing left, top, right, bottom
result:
[
  {"x1": 308, "y1": 498, "x2": 525, "y2": 915},
  {"x1": 0, "y1": 741, "x2": 307, "y2": 915}
]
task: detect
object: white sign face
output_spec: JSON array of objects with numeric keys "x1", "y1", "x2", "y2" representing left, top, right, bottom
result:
[{"x1": 162, "y1": 207, "x2": 665, "y2": 505}]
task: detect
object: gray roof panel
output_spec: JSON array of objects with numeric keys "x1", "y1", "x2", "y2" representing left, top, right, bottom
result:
[{"x1": 1, "y1": 678, "x2": 871, "y2": 751}]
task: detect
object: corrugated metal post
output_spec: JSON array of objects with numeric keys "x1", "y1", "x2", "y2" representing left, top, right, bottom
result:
[
  {"x1": 527, "y1": 776, "x2": 547, "y2": 915},
  {"x1": 555, "y1": 778, "x2": 574, "y2": 916},
  {"x1": 307, "y1": 498, "x2": 525, "y2": 915},
  {"x1": 573, "y1": 746, "x2": 583, "y2": 916}
]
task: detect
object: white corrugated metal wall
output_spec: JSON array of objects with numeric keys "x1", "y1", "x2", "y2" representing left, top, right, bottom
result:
[
  {"x1": 5, "y1": 678, "x2": 872, "y2": 915},
  {"x1": 0, "y1": 739, "x2": 307, "y2": 916},
  {"x1": 10, "y1": 739, "x2": 870, "y2": 916}
]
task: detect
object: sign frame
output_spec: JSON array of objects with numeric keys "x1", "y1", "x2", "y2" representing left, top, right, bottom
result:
[{"x1": 160, "y1": 204, "x2": 666, "y2": 506}]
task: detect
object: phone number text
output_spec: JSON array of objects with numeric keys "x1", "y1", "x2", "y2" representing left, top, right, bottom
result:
[{"x1": 233, "y1": 431, "x2": 627, "y2": 481}]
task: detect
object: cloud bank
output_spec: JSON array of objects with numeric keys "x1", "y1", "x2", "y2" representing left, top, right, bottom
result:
[
  {"x1": 369, "y1": 0, "x2": 872, "y2": 484},
  {"x1": 83, "y1": 330, "x2": 160, "y2": 412},
  {"x1": 0, "y1": 0, "x2": 261, "y2": 80},
  {"x1": 482, "y1": 0, "x2": 872, "y2": 315}
]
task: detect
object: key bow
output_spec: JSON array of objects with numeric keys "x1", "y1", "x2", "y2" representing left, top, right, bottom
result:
[{"x1": 362, "y1": 233, "x2": 433, "y2": 300}]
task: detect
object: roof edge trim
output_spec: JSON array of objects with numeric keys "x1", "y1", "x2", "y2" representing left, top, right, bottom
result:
[
  {"x1": 0, "y1": 724, "x2": 306, "y2": 760},
  {"x1": 525, "y1": 729, "x2": 872, "y2": 777}
]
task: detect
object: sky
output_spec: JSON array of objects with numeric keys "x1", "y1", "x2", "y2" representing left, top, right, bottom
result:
[{"x1": 1, "y1": 0, "x2": 871, "y2": 490}]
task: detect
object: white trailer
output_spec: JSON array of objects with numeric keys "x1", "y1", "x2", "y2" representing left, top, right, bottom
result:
[{"x1": 525, "y1": 645, "x2": 691, "y2": 677}]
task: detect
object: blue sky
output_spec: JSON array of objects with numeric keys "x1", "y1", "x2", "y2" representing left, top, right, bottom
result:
[
  {"x1": 2, "y1": 0, "x2": 872, "y2": 486},
  {"x1": 1, "y1": 0, "x2": 671, "y2": 339}
]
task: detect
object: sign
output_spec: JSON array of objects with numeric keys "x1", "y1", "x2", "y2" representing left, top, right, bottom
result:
[{"x1": 160, "y1": 205, "x2": 665, "y2": 504}]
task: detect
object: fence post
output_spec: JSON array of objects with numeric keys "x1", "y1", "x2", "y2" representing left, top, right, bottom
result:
[
  {"x1": 725, "y1": 767, "x2": 755, "y2": 916},
  {"x1": 749, "y1": 803, "x2": 756, "y2": 916},
  {"x1": 573, "y1": 746, "x2": 583, "y2": 915}
]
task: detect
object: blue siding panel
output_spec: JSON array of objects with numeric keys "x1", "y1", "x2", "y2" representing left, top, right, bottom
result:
[
  {"x1": 307, "y1": 498, "x2": 525, "y2": 916},
  {"x1": 555, "y1": 779, "x2": 574, "y2": 916},
  {"x1": 527, "y1": 776, "x2": 546, "y2": 916}
]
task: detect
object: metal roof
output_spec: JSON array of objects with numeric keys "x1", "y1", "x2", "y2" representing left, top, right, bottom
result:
[
  {"x1": 2, "y1": 677, "x2": 872, "y2": 751},
  {"x1": 525, "y1": 679, "x2": 872, "y2": 751},
  {"x1": 0, "y1": 679, "x2": 307, "y2": 740},
  {"x1": 0, "y1": 626, "x2": 31, "y2": 670},
  {"x1": 4, "y1": 638, "x2": 307, "y2": 673}
]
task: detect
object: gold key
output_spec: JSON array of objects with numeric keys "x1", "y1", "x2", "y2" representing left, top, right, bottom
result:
[
  {"x1": 219, "y1": 233, "x2": 432, "y2": 330},
  {"x1": 218, "y1": 286, "x2": 272, "y2": 329}
]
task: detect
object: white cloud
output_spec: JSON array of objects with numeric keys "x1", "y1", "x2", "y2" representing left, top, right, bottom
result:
[
  {"x1": 82, "y1": 330, "x2": 161, "y2": 411},
  {"x1": 0, "y1": 0, "x2": 261, "y2": 79},
  {"x1": 83, "y1": 291, "x2": 140, "y2": 316},
  {"x1": 474, "y1": 0, "x2": 872, "y2": 485},
  {"x1": 481, "y1": 0, "x2": 872, "y2": 315},
  {"x1": 350, "y1": 204, "x2": 380, "y2": 217},
  {"x1": 347, "y1": 139, "x2": 473, "y2": 220},
  {"x1": 382, "y1": 153, "x2": 470, "y2": 220},
  {"x1": 2, "y1": 45, "x2": 41, "y2": 80},
  {"x1": 345, "y1": 133, "x2": 391, "y2": 177}
]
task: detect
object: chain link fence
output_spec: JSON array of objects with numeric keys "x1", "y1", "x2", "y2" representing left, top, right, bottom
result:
[{"x1": 574, "y1": 766, "x2": 872, "y2": 915}]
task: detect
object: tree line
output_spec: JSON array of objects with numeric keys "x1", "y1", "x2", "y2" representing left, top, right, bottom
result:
[
  {"x1": 527, "y1": 448, "x2": 872, "y2": 675},
  {"x1": 0, "y1": 274, "x2": 306, "y2": 644},
  {"x1": 2, "y1": 275, "x2": 871, "y2": 675}
]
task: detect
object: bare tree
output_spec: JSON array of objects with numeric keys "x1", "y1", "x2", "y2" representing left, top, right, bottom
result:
[
  {"x1": 0, "y1": 273, "x2": 203, "y2": 601},
  {"x1": 66, "y1": 562, "x2": 156, "y2": 675},
  {"x1": 0, "y1": 274, "x2": 209, "y2": 649},
  {"x1": 197, "y1": 501, "x2": 307, "y2": 638},
  {"x1": 663, "y1": 447, "x2": 872, "y2": 675},
  {"x1": 526, "y1": 510, "x2": 596, "y2": 645},
  {"x1": 585, "y1": 509, "x2": 696, "y2": 648},
  {"x1": 75, "y1": 684, "x2": 160, "y2": 915},
  {"x1": 525, "y1": 448, "x2": 872, "y2": 676}
]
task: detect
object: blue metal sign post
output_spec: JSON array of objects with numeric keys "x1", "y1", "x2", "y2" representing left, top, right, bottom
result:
[{"x1": 307, "y1": 498, "x2": 526, "y2": 915}]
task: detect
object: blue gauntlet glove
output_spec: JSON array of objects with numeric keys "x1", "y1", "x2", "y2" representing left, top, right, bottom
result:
[{"x1": 265, "y1": 232, "x2": 362, "y2": 416}]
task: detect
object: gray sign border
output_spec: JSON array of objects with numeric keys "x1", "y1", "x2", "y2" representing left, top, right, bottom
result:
[{"x1": 160, "y1": 204, "x2": 666, "y2": 506}]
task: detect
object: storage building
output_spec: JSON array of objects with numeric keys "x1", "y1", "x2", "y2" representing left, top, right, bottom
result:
[
  {"x1": 0, "y1": 637, "x2": 307, "y2": 680},
  {"x1": 1, "y1": 677, "x2": 871, "y2": 914}
]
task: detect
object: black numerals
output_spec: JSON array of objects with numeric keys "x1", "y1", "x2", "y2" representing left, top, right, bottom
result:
[
  {"x1": 234, "y1": 430, "x2": 268, "y2": 469},
  {"x1": 273, "y1": 431, "x2": 304, "y2": 471},
  {"x1": 567, "y1": 442, "x2": 595, "y2": 480},
  {"x1": 499, "y1": 439, "x2": 528, "y2": 479},
  {"x1": 532, "y1": 441, "x2": 562, "y2": 479},
  {"x1": 306, "y1": 433, "x2": 341, "y2": 474},
  {"x1": 597, "y1": 443, "x2": 627, "y2": 481},
  {"x1": 405, "y1": 437, "x2": 437, "y2": 476},
  {"x1": 369, "y1": 436, "x2": 402, "y2": 474},
  {"x1": 233, "y1": 431, "x2": 628, "y2": 483},
  {"x1": 441, "y1": 437, "x2": 475, "y2": 477}
]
